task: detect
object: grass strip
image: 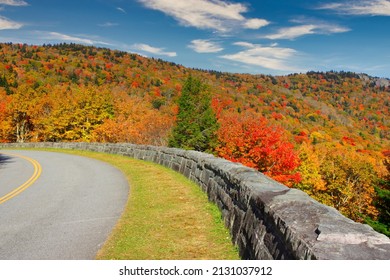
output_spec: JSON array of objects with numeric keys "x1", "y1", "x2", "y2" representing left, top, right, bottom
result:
[{"x1": 25, "y1": 148, "x2": 239, "y2": 260}]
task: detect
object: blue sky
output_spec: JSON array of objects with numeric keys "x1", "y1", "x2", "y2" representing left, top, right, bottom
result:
[{"x1": 0, "y1": 0, "x2": 389, "y2": 78}]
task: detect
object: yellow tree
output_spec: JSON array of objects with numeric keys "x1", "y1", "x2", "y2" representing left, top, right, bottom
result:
[
  {"x1": 295, "y1": 143, "x2": 329, "y2": 203},
  {"x1": 6, "y1": 85, "x2": 42, "y2": 142},
  {"x1": 319, "y1": 145, "x2": 378, "y2": 221},
  {"x1": 39, "y1": 85, "x2": 114, "y2": 141}
]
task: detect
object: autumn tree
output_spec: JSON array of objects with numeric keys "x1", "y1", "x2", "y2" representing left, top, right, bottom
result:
[
  {"x1": 38, "y1": 85, "x2": 114, "y2": 142},
  {"x1": 92, "y1": 93, "x2": 174, "y2": 145},
  {"x1": 216, "y1": 112, "x2": 301, "y2": 187},
  {"x1": 6, "y1": 85, "x2": 41, "y2": 142},
  {"x1": 0, "y1": 89, "x2": 12, "y2": 142},
  {"x1": 318, "y1": 145, "x2": 379, "y2": 222},
  {"x1": 295, "y1": 142, "x2": 327, "y2": 201},
  {"x1": 169, "y1": 76, "x2": 218, "y2": 152}
]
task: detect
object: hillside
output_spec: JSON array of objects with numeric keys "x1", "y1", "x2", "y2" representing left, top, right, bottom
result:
[
  {"x1": 1, "y1": 43, "x2": 388, "y2": 146},
  {"x1": 0, "y1": 43, "x2": 389, "y2": 234}
]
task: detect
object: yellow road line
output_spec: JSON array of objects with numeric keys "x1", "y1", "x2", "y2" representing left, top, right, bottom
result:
[{"x1": 0, "y1": 152, "x2": 42, "y2": 205}]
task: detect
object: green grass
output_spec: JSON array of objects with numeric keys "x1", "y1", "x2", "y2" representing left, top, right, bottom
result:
[{"x1": 21, "y1": 148, "x2": 239, "y2": 260}]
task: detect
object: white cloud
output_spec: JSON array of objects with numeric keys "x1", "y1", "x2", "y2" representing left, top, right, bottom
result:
[
  {"x1": 39, "y1": 32, "x2": 111, "y2": 46},
  {"x1": 44, "y1": 32, "x2": 95, "y2": 45},
  {"x1": 188, "y1": 39, "x2": 223, "y2": 53},
  {"x1": 0, "y1": 0, "x2": 28, "y2": 6},
  {"x1": 243, "y1": 18, "x2": 270, "y2": 29},
  {"x1": 319, "y1": 0, "x2": 390, "y2": 16},
  {"x1": 98, "y1": 22, "x2": 119, "y2": 27},
  {"x1": 220, "y1": 42, "x2": 302, "y2": 72},
  {"x1": 0, "y1": 16, "x2": 22, "y2": 29},
  {"x1": 244, "y1": 18, "x2": 269, "y2": 29},
  {"x1": 132, "y1": 43, "x2": 177, "y2": 57},
  {"x1": 117, "y1": 7, "x2": 126, "y2": 13},
  {"x1": 265, "y1": 25, "x2": 317, "y2": 40},
  {"x1": 232, "y1": 41, "x2": 253, "y2": 48},
  {"x1": 264, "y1": 23, "x2": 350, "y2": 40},
  {"x1": 137, "y1": 0, "x2": 269, "y2": 32}
]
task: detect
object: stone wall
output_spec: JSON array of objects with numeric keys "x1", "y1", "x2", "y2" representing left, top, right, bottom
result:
[{"x1": 1, "y1": 142, "x2": 390, "y2": 259}]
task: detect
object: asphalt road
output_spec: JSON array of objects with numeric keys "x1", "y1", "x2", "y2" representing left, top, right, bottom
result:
[{"x1": 0, "y1": 150, "x2": 129, "y2": 260}]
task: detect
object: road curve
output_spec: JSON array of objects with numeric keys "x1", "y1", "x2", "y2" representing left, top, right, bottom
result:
[{"x1": 0, "y1": 150, "x2": 129, "y2": 260}]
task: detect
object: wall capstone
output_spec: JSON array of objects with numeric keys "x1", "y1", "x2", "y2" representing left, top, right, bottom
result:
[{"x1": 1, "y1": 142, "x2": 389, "y2": 259}]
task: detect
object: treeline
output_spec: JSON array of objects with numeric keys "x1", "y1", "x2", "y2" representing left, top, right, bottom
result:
[{"x1": 0, "y1": 43, "x2": 389, "y2": 235}]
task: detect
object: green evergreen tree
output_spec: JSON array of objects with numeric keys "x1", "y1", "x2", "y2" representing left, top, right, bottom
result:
[
  {"x1": 365, "y1": 156, "x2": 390, "y2": 237},
  {"x1": 169, "y1": 76, "x2": 218, "y2": 153},
  {"x1": 375, "y1": 157, "x2": 390, "y2": 234},
  {"x1": 0, "y1": 75, "x2": 12, "y2": 95}
]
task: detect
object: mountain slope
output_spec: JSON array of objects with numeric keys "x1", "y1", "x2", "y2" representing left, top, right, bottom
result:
[{"x1": 0, "y1": 43, "x2": 388, "y2": 149}]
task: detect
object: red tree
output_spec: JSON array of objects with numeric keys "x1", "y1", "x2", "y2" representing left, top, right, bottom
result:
[{"x1": 216, "y1": 113, "x2": 301, "y2": 187}]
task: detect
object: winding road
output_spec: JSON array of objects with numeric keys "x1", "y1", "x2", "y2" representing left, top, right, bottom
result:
[{"x1": 0, "y1": 150, "x2": 129, "y2": 260}]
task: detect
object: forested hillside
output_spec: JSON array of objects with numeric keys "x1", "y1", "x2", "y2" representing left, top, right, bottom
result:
[{"x1": 0, "y1": 43, "x2": 389, "y2": 235}]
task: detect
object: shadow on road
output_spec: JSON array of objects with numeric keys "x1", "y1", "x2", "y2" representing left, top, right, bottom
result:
[{"x1": 0, "y1": 154, "x2": 13, "y2": 169}]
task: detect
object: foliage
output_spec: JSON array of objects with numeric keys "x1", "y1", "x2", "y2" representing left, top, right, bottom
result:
[
  {"x1": 369, "y1": 153, "x2": 390, "y2": 235},
  {"x1": 364, "y1": 217, "x2": 390, "y2": 237},
  {"x1": 319, "y1": 146, "x2": 379, "y2": 221},
  {"x1": 0, "y1": 89, "x2": 12, "y2": 142},
  {"x1": 0, "y1": 43, "x2": 388, "y2": 150},
  {"x1": 6, "y1": 85, "x2": 39, "y2": 142},
  {"x1": 295, "y1": 143, "x2": 326, "y2": 197},
  {"x1": 216, "y1": 112, "x2": 301, "y2": 187},
  {"x1": 169, "y1": 76, "x2": 219, "y2": 152},
  {"x1": 92, "y1": 93, "x2": 174, "y2": 145},
  {"x1": 295, "y1": 144, "x2": 380, "y2": 222}
]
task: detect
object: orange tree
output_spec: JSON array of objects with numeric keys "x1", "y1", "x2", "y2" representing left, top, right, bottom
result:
[
  {"x1": 0, "y1": 88, "x2": 12, "y2": 142},
  {"x1": 92, "y1": 93, "x2": 174, "y2": 145}
]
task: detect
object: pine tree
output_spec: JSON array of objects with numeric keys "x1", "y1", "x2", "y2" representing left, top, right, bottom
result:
[
  {"x1": 0, "y1": 75, "x2": 12, "y2": 95},
  {"x1": 368, "y1": 155, "x2": 390, "y2": 236},
  {"x1": 168, "y1": 76, "x2": 218, "y2": 153}
]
